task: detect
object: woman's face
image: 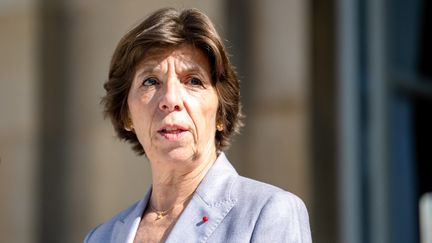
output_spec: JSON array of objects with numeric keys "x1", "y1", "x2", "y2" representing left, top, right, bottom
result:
[{"x1": 127, "y1": 45, "x2": 219, "y2": 166}]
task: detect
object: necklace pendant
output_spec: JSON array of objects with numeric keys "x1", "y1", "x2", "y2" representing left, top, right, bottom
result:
[{"x1": 155, "y1": 213, "x2": 163, "y2": 220}]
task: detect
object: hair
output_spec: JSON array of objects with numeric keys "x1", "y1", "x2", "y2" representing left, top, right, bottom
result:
[{"x1": 102, "y1": 7, "x2": 243, "y2": 155}]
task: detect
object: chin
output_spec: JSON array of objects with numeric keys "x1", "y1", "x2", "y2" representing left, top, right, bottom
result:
[{"x1": 162, "y1": 148, "x2": 198, "y2": 163}]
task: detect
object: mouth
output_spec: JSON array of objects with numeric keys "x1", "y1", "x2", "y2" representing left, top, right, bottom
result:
[{"x1": 157, "y1": 125, "x2": 189, "y2": 140}]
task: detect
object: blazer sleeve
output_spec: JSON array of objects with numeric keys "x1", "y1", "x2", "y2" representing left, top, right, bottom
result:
[{"x1": 250, "y1": 191, "x2": 312, "y2": 243}]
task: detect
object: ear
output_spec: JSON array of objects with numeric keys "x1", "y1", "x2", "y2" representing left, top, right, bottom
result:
[{"x1": 124, "y1": 110, "x2": 134, "y2": 132}]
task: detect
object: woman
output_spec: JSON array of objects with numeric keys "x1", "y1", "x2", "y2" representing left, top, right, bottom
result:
[{"x1": 85, "y1": 7, "x2": 312, "y2": 243}]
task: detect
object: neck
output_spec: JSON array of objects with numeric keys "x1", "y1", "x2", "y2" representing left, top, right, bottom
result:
[{"x1": 149, "y1": 149, "x2": 218, "y2": 211}]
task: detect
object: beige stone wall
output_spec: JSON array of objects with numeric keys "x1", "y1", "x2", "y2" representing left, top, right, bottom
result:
[
  {"x1": 244, "y1": 0, "x2": 311, "y2": 202},
  {"x1": 0, "y1": 1, "x2": 310, "y2": 242},
  {"x1": 0, "y1": 2, "x2": 38, "y2": 243}
]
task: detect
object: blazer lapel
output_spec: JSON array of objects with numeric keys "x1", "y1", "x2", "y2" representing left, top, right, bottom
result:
[
  {"x1": 111, "y1": 187, "x2": 152, "y2": 243},
  {"x1": 165, "y1": 153, "x2": 239, "y2": 243}
]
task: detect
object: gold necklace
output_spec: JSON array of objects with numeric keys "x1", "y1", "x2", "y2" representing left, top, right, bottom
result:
[{"x1": 149, "y1": 193, "x2": 194, "y2": 220}]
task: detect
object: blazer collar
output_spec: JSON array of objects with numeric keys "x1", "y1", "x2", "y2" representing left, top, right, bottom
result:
[
  {"x1": 165, "y1": 152, "x2": 239, "y2": 242},
  {"x1": 112, "y1": 152, "x2": 238, "y2": 243}
]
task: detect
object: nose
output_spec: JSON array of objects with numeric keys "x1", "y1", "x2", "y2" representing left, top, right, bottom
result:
[{"x1": 159, "y1": 77, "x2": 183, "y2": 112}]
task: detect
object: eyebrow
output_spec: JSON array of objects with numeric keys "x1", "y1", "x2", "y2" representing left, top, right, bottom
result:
[{"x1": 136, "y1": 62, "x2": 208, "y2": 78}]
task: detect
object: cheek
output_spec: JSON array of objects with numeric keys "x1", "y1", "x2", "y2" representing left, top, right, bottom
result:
[
  {"x1": 200, "y1": 98, "x2": 219, "y2": 129},
  {"x1": 205, "y1": 108, "x2": 218, "y2": 125},
  {"x1": 128, "y1": 96, "x2": 154, "y2": 133},
  {"x1": 128, "y1": 88, "x2": 156, "y2": 116}
]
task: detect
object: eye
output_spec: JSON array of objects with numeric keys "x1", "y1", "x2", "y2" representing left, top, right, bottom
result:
[
  {"x1": 142, "y1": 77, "x2": 158, "y2": 86},
  {"x1": 188, "y1": 77, "x2": 204, "y2": 86}
]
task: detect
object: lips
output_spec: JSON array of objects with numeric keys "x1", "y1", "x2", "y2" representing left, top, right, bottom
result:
[
  {"x1": 157, "y1": 125, "x2": 188, "y2": 140},
  {"x1": 159, "y1": 127, "x2": 186, "y2": 133}
]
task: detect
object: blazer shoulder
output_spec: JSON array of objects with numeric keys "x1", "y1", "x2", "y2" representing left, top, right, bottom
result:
[
  {"x1": 231, "y1": 177, "x2": 311, "y2": 242},
  {"x1": 249, "y1": 186, "x2": 312, "y2": 242},
  {"x1": 233, "y1": 175, "x2": 310, "y2": 227},
  {"x1": 220, "y1": 175, "x2": 311, "y2": 242}
]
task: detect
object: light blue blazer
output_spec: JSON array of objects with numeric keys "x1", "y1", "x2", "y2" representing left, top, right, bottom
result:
[{"x1": 84, "y1": 153, "x2": 312, "y2": 242}]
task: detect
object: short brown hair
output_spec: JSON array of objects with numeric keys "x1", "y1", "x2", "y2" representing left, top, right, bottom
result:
[{"x1": 102, "y1": 8, "x2": 243, "y2": 155}]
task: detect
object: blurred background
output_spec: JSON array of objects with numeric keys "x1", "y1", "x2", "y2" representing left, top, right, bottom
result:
[{"x1": 1, "y1": 0, "x2": 431, "y2": 242}]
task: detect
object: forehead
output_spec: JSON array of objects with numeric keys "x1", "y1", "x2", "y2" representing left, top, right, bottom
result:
[{"x1": 136, "y1": 45, "x2": 210, "y2": 73}]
